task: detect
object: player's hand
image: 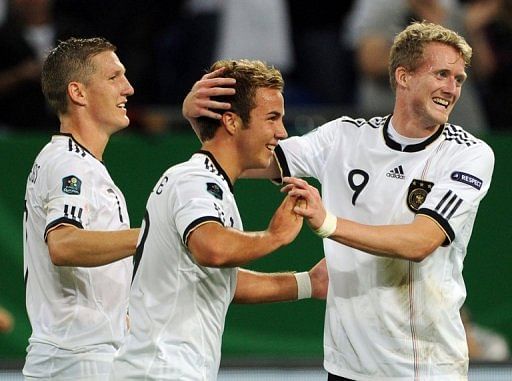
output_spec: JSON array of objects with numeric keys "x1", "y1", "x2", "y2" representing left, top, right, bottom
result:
[
  {"x1": 309, "y1": 258, "x2": 328, "y2": 300},
  {"x1": 0, "y1": 307, "x2": 14, "y2": 333},
  {"x1": 267, "y1": 194, "x2": 304, "y2": 247},
  {"x1": 182, "y1": 67, "x2": 236, "y2": 122},
  {"x1": 281, "y1": 177, "x2": 326, "y2": 231}
]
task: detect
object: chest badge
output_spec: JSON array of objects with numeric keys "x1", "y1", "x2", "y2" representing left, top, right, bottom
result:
[{"x1": 407, "y1": 179, "x2": 434, "y2": 212}]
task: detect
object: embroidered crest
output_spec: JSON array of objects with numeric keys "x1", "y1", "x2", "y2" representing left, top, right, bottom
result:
[
  {"x1": 62, "y1": 175, "x2": 82, "y2": 195},
  {"x1": 207, "y1": 182, "x2": 223, "y2": 200},
  {"x1": 407, "y1": 179, "x2": 434, "y2": 212}
]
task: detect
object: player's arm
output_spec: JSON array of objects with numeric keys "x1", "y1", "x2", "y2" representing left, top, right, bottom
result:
[
  {"x1": 182, "y1": 67, "x2": 236, "y2": 140},
  {"x1": 47, "y1": 225, "x2": 140, "y2": 267},
  {"x1": 187, "y1": 195, "x2": 302, "y2": 267},
  {"x1": 283, "y1": 177, "x2": 446, "y2": 262},
  {"x1": 233, "y1": 257, "x2": 328, "y2": 303}
]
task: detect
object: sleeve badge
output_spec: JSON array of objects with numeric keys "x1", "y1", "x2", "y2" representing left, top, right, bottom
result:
[
  {"x1": 207, "y1": 182, "x2": 223, "y2": 200},
  {"x1": 62, "y1": 175, "x2": 82, "y2": 195}
]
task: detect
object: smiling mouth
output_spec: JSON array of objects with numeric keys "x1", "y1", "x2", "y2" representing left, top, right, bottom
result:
[
  {"x1": 433, "y1": 97, "x2": 449, "y2": 109},
  {"x1": 266, "y1": 144, "x2": 276, "y2": 152}
]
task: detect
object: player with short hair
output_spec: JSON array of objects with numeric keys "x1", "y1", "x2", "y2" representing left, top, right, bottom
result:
[
  {"x1": 110, "y1": 59, "x2": 328, "y2": 381},
  {"x1": 183, "y1": 22, "x2": 495, "y2": 380},
  {"x1": 23, "y1": 37, "x2": 140, "y2": 380}
]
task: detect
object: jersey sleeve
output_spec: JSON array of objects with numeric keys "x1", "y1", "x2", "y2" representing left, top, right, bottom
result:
[
  {"x1": 276, "y1": 118, "x2": 341, "y2": 181},
  {"x1": 172, "y1": 174, "x2": 228, "y2": 247},
  {"x1": 44, "y1": 157, "x2": 94, "y2": 239},
  {"x1": 417, "y1": 143, "x2": 495, "y2": 244}
]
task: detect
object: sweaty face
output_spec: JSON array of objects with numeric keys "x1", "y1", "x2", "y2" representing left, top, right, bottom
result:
[
  {"x1": 404, "y1": 42, "x2": 467, "y2": 127},
  {"x1": 238, "y1": 87, "x2": 287, "y2": 169},
  {"x1": 83, "y1": 51, "x2": 134, "y2": 134}
]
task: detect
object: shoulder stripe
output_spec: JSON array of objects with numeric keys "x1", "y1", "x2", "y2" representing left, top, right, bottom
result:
[
  {"x1": 440, "y1": 194, "x2": 458, "y2": 215},
  {"x1": 435, "y1": 190, "x2": 453, "y2": 211},
  {"x1": 67, "y1": 138, "x2": 87, "y2": 157},
  {"x1": 443, "y1": 124, "x2": 479, "y2": 147},
  {"x1": 435, "y1": 190, "x2": 462, "y2": 221},
  {"x1": 63, "y1": 204, "x2": 84, "y2": 223},
  {"x1": 342, "y1": 115, "x2": 386, "y2": 129},
  {"x1": 446, "y1": 198, "x2": 463, "y2": 220}
]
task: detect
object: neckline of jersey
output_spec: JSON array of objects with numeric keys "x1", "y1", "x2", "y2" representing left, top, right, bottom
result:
[
  {"x1": 54, "y1": 133, "x2": 105, "y2": 165},
  {"x1": 196, "y1": 150, "x2": 234, "y2": 193},
  {"x1": 382, "y1": 115, "x2": 445, "y2": 152}
]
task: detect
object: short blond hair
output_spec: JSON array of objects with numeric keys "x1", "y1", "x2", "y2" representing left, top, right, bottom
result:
[
  {"x1": 42, "y1": 37, "x2": 117, "y2": 116},
  {"x1": 389, "y1": 22, "x2": 472, "y2": 91},
  {"x1": 198, "y1": 59, "x2": 284, "y2": 141}
]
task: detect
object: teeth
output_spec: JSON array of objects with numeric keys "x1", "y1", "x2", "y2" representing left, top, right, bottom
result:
[{"x1": 433, "y1": 97, "x2": 449, "y2": 108}]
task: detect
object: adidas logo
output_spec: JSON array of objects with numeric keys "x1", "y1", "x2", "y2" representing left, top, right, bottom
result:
[{"x1": 387, "y1": 165, "x2": 405, "y2": 179}]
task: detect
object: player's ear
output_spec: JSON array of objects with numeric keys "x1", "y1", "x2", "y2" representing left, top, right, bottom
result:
[
  {"x1": 67, "y1": 81, "x2": 87, "y2": 106},
  {"x1": 221, "y1": 112, "x2": 240, "y2": 136},
  {"x1": 395, "y1": 66, "x2": 410, "y2": 89}
]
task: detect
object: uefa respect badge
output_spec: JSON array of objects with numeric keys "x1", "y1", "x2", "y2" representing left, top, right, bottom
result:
[{"x1": 62, "y1": 175, "x2": 82, "y2": 195}]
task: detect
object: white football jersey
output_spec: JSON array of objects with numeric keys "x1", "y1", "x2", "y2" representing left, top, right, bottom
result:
[
  {"x1": 277, "y1": 116, "x2": 494, "y2": 381},
  {"x1": 23, "y1": 134, "x2": 133, "y2": 379},
  {"x1": 111, "y1": 151, "x2": 239, "y2": 381}
]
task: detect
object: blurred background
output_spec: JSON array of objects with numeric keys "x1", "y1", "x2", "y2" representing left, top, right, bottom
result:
[{"x1": 0, "y1": 0, "x2": 511, "y2": 379}]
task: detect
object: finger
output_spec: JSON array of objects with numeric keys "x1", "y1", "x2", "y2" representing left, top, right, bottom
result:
[
  {"x1": 287, "y1": 188, "x2": 309, "y2": 200},
  {"x1": 199, "y1": 86, "x2": 236, "y2": 97},
  {"x1": 201, "y1": 67, "x2": 227, "y2": 80},
  {"x1": 197, "y1": 109, "x2": 223, "y2": 120},
  {"x1": 210, "y1": 77, "x2": 236, "y2": 86},
  {"x1": 283, "y1": 176, "x2": 309, "y2": 188},
  {"x1": 280, "y1": 184, "x2": 295, "y2": 193},
  {"x1": 295, "y1": 197, "x2": 307, "y2": 210},
  {"x1": 204, "y1": 100, "x2": 232, "y2": 110},
  {"x1": 293, "y1": 205, "x2": 310, "y2": 217}
]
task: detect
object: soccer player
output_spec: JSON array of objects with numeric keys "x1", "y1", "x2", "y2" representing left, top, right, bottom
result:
[
  {"x1": 23, "y1": 37, "x2": 140, "y2": 380},
  {"x1": 183, "y1": 22, "x2": 495, "y2": 380},
  {"x1": 110, "y1": 59, "x2": 328, "y2": 381}
]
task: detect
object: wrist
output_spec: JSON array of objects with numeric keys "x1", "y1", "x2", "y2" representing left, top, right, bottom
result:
[
  {"x1": 294, "y1": 271, "x2": 312, "y2": 300},
  {"x1": 314, "y1": 211, "x2": 337, "y2": 238}
]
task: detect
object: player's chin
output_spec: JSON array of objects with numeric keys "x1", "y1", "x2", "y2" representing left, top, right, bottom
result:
[
  {"x1": 119, "y1": 116, "x2": 131, "y2": 128},
  {"x1": 254, "y1": 152, "x2": 273, "y2": 168}
]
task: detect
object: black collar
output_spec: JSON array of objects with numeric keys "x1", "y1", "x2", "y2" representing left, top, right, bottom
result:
[
  {"x1": 382, "y1": 116, "x2": 445, "y2": 152},
  {"x1": 197, "y1": 150, "x2": 234, "y2": 193},
  {"x1": 56, "y1": 132, "x2": 102, "y2": 162}
]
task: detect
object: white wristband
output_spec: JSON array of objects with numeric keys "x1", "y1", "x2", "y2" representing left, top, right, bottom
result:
[
  {"x1": 314, "y1": 211, "x2": 337, "y2": 238},
  {"x1": 294, "y1": 271, "x2": 312, "y2": 300}
]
